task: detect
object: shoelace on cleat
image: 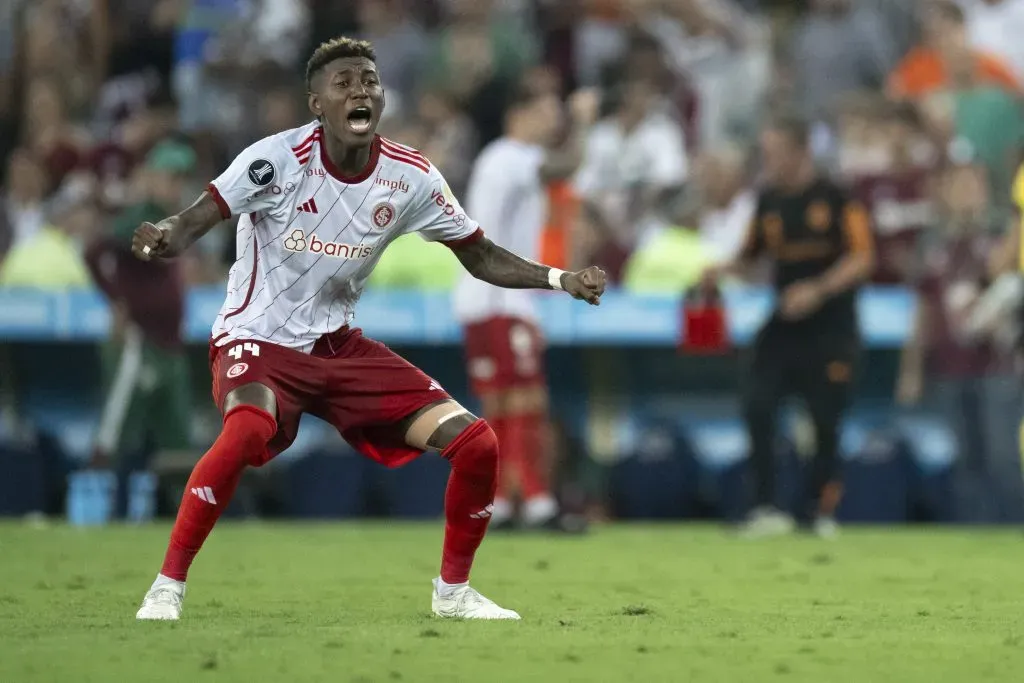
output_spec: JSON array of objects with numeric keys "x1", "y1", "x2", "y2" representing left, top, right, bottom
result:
[{"x1": 146, "y1": 587, "x2": 182, "y2": 605}]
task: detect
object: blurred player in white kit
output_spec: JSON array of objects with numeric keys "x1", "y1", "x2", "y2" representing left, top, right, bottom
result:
[{"x1": 454, "y1": 81, "x2": 598, "y2": 530}]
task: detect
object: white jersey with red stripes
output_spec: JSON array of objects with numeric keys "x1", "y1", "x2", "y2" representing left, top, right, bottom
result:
[
  {"x1": 453, "y1": 138, "x2": 546, "y2": 325},
  {"x1": 208, "y1": 120, "x2": 480, "y2": 352}
]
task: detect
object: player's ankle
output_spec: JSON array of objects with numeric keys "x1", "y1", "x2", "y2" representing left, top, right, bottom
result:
[
  {"x1": 434, "y1": 577, "x2": 468, "y2": 598},
  {"x1": 150, "y1": 573, "x2": 186, "y2": 591}
]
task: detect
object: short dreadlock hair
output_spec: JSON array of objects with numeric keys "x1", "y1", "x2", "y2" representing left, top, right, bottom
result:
[{"x1": 305, "y1": 37, "x2": 376, "y2": 91}]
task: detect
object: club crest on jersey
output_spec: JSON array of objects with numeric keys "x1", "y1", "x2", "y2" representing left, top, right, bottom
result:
[
  {"x1": 226, "y1": 362, "x2": 249, "y2": 378},
  {"x1": 282, "y1": 229, "x2": 373, "y2": 259},
  {"x1": 247, "y1": 159, "x2": 276, "y2": 186},
  {"x1": 372, "y1": 202, "x2": 396, "y2": 229}
]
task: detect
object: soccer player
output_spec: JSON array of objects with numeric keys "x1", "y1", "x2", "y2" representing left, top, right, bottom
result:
[
  {"x1": 454, "y1": 83, "x2": 596, "y2": 530},
  {"x1": 132, "y1": 38, "x2": 606, "y2": 621},
  {"x1": 709, "y1": 114, "x2": 875, "y2": 538}
]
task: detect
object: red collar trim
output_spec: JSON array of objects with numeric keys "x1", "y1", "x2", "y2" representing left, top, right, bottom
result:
[{"x1": 320, "y1": 130, "x2": 380, "y2": 184}]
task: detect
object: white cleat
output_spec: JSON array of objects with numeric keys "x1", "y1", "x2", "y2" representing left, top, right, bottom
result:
[
  {"x1": 740, "y1": 506, "x2": 795, "y2": 539},
  {"x1": 431, "y1": 579, "x2": 521, "y2": 620},
  {"x1": 136, "y1": 582, "x2": 185, "y2": 621}
]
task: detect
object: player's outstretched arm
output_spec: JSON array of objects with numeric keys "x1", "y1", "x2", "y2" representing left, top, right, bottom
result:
[
  {"x1": 132, "y1": 192, "x2": 224, "y2": 262},
  {"x1": 450, "y1": 235, "x2": 607, "y2": 305}
]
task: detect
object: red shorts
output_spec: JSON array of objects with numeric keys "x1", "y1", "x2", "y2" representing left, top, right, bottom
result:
[
  {"x1": 462, "y1": 316, "x2": 546, "y2": 396},
  {"x1": 209, "y1": 327, "x2": 451, "y2": 467}
]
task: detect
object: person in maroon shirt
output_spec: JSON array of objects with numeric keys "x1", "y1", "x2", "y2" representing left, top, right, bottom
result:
[
  {"x1": 84, "y1": 140, "x2": 193, "y2": 470},
  {"x1": 897, "y1": 152, "x2": 1023, "y2": 522},
  {"x1": 847, "y1": 101, "x2": 935, "y2": 284}
]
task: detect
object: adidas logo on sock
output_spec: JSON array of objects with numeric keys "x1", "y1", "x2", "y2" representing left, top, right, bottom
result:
[
  {"x1": 470, "y1": 504, "x2": 493, "y2": 519},
  {"x1": 191, "y1": 486, "x2": 218, "y2": 505}
]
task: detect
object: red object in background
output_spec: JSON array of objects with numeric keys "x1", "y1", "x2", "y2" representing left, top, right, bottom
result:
[{"x1": 681, "y1": 281, "x2": 728, "y2": 355}]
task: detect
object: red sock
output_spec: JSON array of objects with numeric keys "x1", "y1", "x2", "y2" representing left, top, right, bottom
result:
[
  {"x1": 487, "y1": 415, "x2": 516, "y2": 502},
  {"x1": 160, "y1": 406, "x2": 276, "y2": 581},
  {"x1": 439, "y1": 419, "x2": 498, "y2": 584},
  {"x1": 504, "y1": 412, "x2": 550, "y2": 500}
]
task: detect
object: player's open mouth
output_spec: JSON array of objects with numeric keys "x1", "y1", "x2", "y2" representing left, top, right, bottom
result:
[{"x1": 346, "y1": 107, "x2": 373, "y2": 134}]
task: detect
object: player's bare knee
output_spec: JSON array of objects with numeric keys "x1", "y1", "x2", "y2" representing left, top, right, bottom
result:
[
  {"x1": 224, "y1": 382, "x2": 277, "y2": 418},
  {"x1": 402, "y1": 400, "x2": 476, "y2": 451},
  {"x1": 427, "y1": 411, "x2": 479, "y2": 451}
]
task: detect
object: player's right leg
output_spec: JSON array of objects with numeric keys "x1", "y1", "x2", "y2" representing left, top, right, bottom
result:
[
  {"x1": 476, "y1": 391, "x2": 517, "y2": 529},
  {"x1": 136, "y1": 339, "x2": 310, "y2": 621},
  {"x1": 136, "y1": 383, "x2": 278, "y2": 620},
  {"x1": 798, "y1": 339, "x2": 857, "y2": 538},
  {"x1": 493, "y1": 385, "x2": 565, "y2": 530},
  {"x1": 463, "y1": 318, "x2": 558, "y2": 530}
]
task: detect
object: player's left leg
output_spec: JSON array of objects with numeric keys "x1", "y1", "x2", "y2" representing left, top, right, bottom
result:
[
  {"x1": 464, "y1": 318, "x2": 557, "y2": 530},
  {"x1": 474, "y1": 392, "x2": 517, "y2": 529},
  {"x1": 323, "y1": 327, "x2": 519, "y2": 619},
  {"x1": 798, "y1": 339, "x2": 859, "y2": 537},
  {"x1": 497, "y1": 385, "x2": 560, "y2": 529},
  {"x1": 740, "y1": 323, "x2": 794, "y2": 537},
  {"x1": 403, "y1": 401, "x2": 521, "y2": 620}
]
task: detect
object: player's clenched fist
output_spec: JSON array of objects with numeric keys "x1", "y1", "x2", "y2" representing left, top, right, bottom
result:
[
  {"x1": 132, "y1": 221, "x2": 172, "y2": 261},
  {"x1": 562, "y1": 266, "x2": 607, "y2": 306}
]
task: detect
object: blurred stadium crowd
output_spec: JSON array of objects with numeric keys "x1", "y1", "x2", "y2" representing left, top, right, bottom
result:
[
  {"x1": 3, "y1": 0, "x2": 1023, "y2": 297},
  {"x1": 3, "y1": 0, "x2": 1024, "y2": 522}
]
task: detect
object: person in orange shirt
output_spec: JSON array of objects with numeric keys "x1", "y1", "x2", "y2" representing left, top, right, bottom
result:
[
  {"x1": 539, "y1": 180, "x2": 578, "y2": 269},
  {"x1": 888, "y1": 0, "x2": 1019, "y2": 100}
]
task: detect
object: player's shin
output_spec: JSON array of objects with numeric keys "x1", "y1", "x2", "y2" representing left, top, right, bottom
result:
[
  {"x1": 439, "y1": 419, "x2": 499, "y2": 585},
  {"x1": 805, "y1": 420, "x2": 843, "y2": 523},
  {"x1": 487, "y1": 416, "x2": 516, "y2": 525},
  {"x1": 159, "y1": 406, "x2": 277, "y2": 581},
  {"x1": 504, "y1": 412, "x2": 556, "y2": 525}
]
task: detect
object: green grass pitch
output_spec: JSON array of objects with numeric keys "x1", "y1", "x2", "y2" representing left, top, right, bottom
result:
[{"x1": 1, "y1": 522, "x2": 1023, "y2": 682}]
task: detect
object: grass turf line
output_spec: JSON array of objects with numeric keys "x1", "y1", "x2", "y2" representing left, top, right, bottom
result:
[{"x1": 0, "y1": 522, "x2": 1022, "y2": 682}]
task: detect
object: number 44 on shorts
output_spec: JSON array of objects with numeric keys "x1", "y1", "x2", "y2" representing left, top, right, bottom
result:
[{"x1": 228, "y1": 342, "x2": 261, "y2": 360}]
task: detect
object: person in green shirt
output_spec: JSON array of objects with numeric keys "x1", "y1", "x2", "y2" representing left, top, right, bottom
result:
[
  {"x1": 954, "y1": 85, "x2": 1024, "y2": 218},
  {"x1": 0, "y1": 182, "x2": 93, "y2": 290},
  {"x1": 622, "y1": 225, "x2": 717, "y2": 294},
  {"x1": 84, "y1": 140, "x2": 194, "y2": 474}
]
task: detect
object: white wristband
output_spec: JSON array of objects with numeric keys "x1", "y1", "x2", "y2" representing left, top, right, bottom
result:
[{"x1": 548, "y1": 268, "x2": 565, "y2": 290}]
